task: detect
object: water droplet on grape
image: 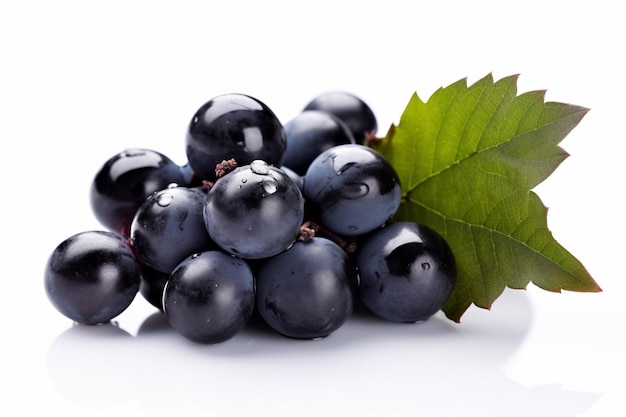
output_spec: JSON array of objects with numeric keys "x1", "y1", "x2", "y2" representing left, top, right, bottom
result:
[
  {"x1": 421, "y1": 262, "x2": 431, "y2": 271},
  {"x1": 191, "y1": 253, "x2": 200, "y2": 259},
  {"x1": 348, "y1": 225, "x2": 358, "y2": 231},
  {"x1": 250, "y1": 160, "x2": 269, "y2": 175},
  {"x1": 241, "y1": 178, "x2": 248, "y2": 183},
  {"x1": 341, "y1": 182, "x2": 369, "y2": 199},
  {"x1": 260, "y1": 177, "x2": 278, "y2": 195},
  {"x1": 156, "y1": 193, "x2": 173, "y2": 207}
]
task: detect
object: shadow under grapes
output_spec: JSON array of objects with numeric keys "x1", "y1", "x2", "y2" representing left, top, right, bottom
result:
[{"x1": 45, "y1": 289, "x2": 602, "y2": 417}]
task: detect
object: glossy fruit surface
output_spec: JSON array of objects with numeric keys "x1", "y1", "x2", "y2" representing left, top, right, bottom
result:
[
  {"x1": 279, "y1": 165, "x2": 304, "y2": 192},
  {"x1": 303, "y1": 91, "x2": 377, "y2": 144},
  {"x1": 185, "y1": 93, "x2": 286, "y2": 182},
  {"x1": 130, "y1": 184, "x2": 215, "y2": 274},
  {"x1": 355, "y1": 222, "x2": 456, "y2": 323},
  {"x1": 45, "y1": 89, "x2": 465, "y2": 346},
  {"x1": 303, "y1": 144, "x2": 402, "y2": 236},
  {"x1": 281, "y1": 110, "x2": 355, "y2": 176},
  {"x1": 163, "y1": 251, "x2": 255, "y2": 344},
  {"x1": 44, "y1": 230, "x2": 141, "y2": 325},
  {"x1": 138, "y1": 263, "x2": 169, "y2": 311},
  {"x1": 90, "y1": 148, "x2": 186, "y2": 236},
  {"x1": 255, "y1": 237, "x2": 358, "y2": 339},
  {"x1": 204, "y1": 160, "x2": 304, "y2": 259}
]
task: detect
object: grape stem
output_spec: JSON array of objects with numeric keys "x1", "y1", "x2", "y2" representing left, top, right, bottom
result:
[
  {"x1": 215, "y1": 158, "x2": 238, "y2": 178},
  {"x1": 200, "y1": 180, "x2": 215, "y2": 192},
  {"x1": 298, "y1": 220, "x2": 357, "y2": 253}
]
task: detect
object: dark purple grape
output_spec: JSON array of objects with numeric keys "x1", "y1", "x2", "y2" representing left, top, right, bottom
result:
[
  {"x1": 90, "y1": 148, "x2": 186, "y2": 236},
  {"x1": 138, "y1": 263, "x2": 169, "y2": 311},
  {"x1": 279, "y1": 165, "x2": 304, "y2": 192},
  {"x1": 185, "y1": 93, "x2": 286, "y2": 182},
  {"x1": 178, "y1": 161, "x2": 206, "y2": 188},
  {"x1": 130, "y1": 184, "x2": 216, "y2": 274},
  {"x1": 355, "y1": 222, "x2": 456, "y2": 323},
  {"x1": 255, "y1": 237, "x2": 358, "y2": 339},
  {"x1": 44, "y1": 230, "x2": 141, "y2": 325},
  {"x1": 303, "y1": 91, "x2": 377, "y2": 145},
  {"x1": 204, "y1": 160, "x2": 304, "y2": 259},
  {"x1": 303, "y1": 144, "x2": 402, "y2": 236},
  {"x1": 163, "y1": 251, "x2": 255, "y2": 344},
  {"x1": 281, "y1": 110, "x2": 355, "y2": 176}
]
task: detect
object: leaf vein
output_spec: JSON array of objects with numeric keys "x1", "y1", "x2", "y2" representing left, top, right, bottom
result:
[
  {"x1": 414, "y1": 199, "x2": 582, "y2": 281},
  {"x1": 408, "y1": 109, "x2": 582, "y2": 193}
]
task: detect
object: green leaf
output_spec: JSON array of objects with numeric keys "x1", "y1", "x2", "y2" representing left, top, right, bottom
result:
[{"x1": 370, "y1": 73, "x2": 602, "y2": 323}]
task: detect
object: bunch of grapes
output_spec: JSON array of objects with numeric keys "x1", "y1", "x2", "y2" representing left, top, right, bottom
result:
[{"x1": 44, "y1": 92, "x2": 457, "y2": 344}]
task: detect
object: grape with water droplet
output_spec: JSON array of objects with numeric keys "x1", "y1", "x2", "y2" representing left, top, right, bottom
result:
[
  {"x1": 355, "y1": 222, "x2": 457, "y2": 323},
  {"x1": 163, "y1": 250, "x2": 255, "y2": 344},
  {"x1": 255, "y1": 237, "x2": 358, "y2": 339},
  {"x1": 303, "y1": 144, "x2": 402, "y2": 236},
  {"x1": 204, "y1": 160, "x2": 305, "y2": 259},
  {"x1": 90, "y1": 148, "x2": 186, "y2": 236},
  {"x1": 130, "y1": 185, "x2": 216, "y2": 273}
]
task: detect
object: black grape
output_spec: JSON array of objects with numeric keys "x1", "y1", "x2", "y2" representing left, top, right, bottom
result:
[
  {"x1": 130, "y1": 184, "x2": 216, "y2": 274},
  {"x1": 138, "y1": 263, "x2": 169, "y2": 311},
  {"x1": 279, "y1": 165, "x2": 304, "y2": 192},
  {"x1": 303, "y1": 144, "x2": 402, "y2": 237},
  {"x1": 355, "y1": 222, "x2": 457, "y2": 323},
  {"x1": 255, "y1": 237, "x2": 358, "y2": 339},
  {"x1": 90, "y1": 148, "x2": 185, "y2": 236},
  {"x1": 44, "y1": 230, "x2": 141, "y2": 325},
  {"x1": 204, "y1": 160, "x2": 304, "y2": 259},
  {"x1": 281, "y1": 110, "x2": 355, "y2": 176},
  {"x1": 162, "y1": 251, "x2": 255, "y2": 344},
  {"x1": 90, "y1": 148, "x2": 186, "y2": 236},
  {"x1": 185, "y1": 93, "x2": 286, "y2": 182},
  {"x1": 303, "y1": 91, "x2": 377, "y2": 145},
  {"x1": 178, "y1": 161, "x2": 206, "y2": 188}
]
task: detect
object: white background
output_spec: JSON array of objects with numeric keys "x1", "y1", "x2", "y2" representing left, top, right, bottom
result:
[{"x1": 1, "y1": 0, "x2": 624, "y2": 416}]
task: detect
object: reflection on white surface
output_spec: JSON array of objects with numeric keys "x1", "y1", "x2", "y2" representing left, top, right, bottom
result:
[
  {"x1": 2, "y1": 1, "x2": 623, "y2": 416},
  {"x1": 46, "y1": 290, "x2": 602, "y2": 417}
]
